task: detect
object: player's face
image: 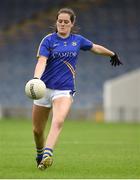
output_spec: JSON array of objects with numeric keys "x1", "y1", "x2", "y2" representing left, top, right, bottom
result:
[{"x1": 56, "y1": 13, "x2": 74, "y2": 37}]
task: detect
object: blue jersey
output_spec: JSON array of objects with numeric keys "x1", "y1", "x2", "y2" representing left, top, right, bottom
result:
[{"x1": 37, "y1": 32, "x2": 93, "y2": 91}]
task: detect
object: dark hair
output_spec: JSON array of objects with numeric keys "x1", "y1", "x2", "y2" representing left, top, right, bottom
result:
[
  {"x1": 54, "y1": 8, "x2": 79, "y2": 33},
  {"x1": 56, "y1": 8, "x2": 76, "y2": 24}
]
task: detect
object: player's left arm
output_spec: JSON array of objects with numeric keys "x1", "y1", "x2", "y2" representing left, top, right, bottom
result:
[{"x1": 90, "y1": 44, "x2": 123, "y2": 66}]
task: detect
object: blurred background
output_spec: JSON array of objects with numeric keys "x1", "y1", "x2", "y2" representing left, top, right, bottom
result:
[{"x1": 0, "y1": 0, "x2": 139, "y2": 122}]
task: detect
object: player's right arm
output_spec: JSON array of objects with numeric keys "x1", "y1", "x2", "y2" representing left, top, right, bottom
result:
[
  {"x1": 34, "y1": 56, "x2": 48, "y2": 79},
  {"x1": 34, "y1": 34, "x2": 51, "y2": 79}
]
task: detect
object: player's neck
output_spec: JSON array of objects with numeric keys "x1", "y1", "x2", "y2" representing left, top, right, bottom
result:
[{"x1": 57, "y1": 32, "x2": 70, "y2": 39}]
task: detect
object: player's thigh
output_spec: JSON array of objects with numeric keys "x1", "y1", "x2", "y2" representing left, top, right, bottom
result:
[
  {"x1": 32, "y1": 104, "x2": 51, "y2": 132},
  {"x1": 52, "y1": 97, "x2": 72, "y2": 122}
]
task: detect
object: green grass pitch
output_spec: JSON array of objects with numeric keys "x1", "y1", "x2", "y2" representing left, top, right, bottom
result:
[{"x1": 0, "y1": 118, "x2": 140, "y2": 179}]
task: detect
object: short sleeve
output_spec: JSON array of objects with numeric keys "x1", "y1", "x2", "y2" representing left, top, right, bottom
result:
[
  {"x1": 80, "y1": 35, "x2": 93, "y2": 51},
  {"x1": 37, "y1": 36, "x2": 51, "y2": 58}
]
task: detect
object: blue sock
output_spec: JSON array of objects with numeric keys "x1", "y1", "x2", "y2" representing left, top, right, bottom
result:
[
  {"x1": 36, "y1": 147, "x2": 44, "y2": 160},
  {"x1": 43, "y1": 147, "x2": 53, "y2": 159}
]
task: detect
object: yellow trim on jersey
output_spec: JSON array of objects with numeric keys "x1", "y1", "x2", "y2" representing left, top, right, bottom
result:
[
  {"x1": 64, "y1": 61, "x2": 76, "y2": 78},
  {"x1": 36, "y1": 33, "x2": 52, "y2": 58}
]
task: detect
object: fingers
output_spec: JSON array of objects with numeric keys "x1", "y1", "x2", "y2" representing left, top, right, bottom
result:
[
  {"x1": 110, "y1": 58, "x2": 123, "y2": 67},
  {"x1": 119, "y1": 61, "x2": 123, "y2": 65},
  {"x1": 110, "y1": 53, "x2": 123, "y2": 67}
]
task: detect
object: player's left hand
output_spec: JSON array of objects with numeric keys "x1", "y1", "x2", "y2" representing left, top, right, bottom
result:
[{"x1": 110, "y1": 53, "x2": 123, "y2": 66}]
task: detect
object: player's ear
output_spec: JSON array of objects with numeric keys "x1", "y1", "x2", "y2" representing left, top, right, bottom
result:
[{"x1": 71, "y1": 23, "x2": 74, "y2": 28}]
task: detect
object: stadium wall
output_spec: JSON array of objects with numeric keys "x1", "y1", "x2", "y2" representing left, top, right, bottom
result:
[
  {"x1": 0, "y1": 105, "x2": 104, "y2": 122},
  {"x1": 103, "y1": 69, "x2": 140, "y2": 122}
]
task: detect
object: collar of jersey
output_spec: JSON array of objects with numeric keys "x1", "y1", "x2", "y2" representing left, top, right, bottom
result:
[{"x1": 55, "y1": 32, "x2": 71, "y2": 41}]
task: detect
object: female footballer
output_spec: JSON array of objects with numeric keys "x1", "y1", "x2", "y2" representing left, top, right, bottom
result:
[{"x1": 32, "y1": 8, "x2": 122, "y2": 170}]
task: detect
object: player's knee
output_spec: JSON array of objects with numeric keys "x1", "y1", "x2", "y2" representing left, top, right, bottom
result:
[{"x1": 52, "y1": 120, "x2": 64, "y2": 130}]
